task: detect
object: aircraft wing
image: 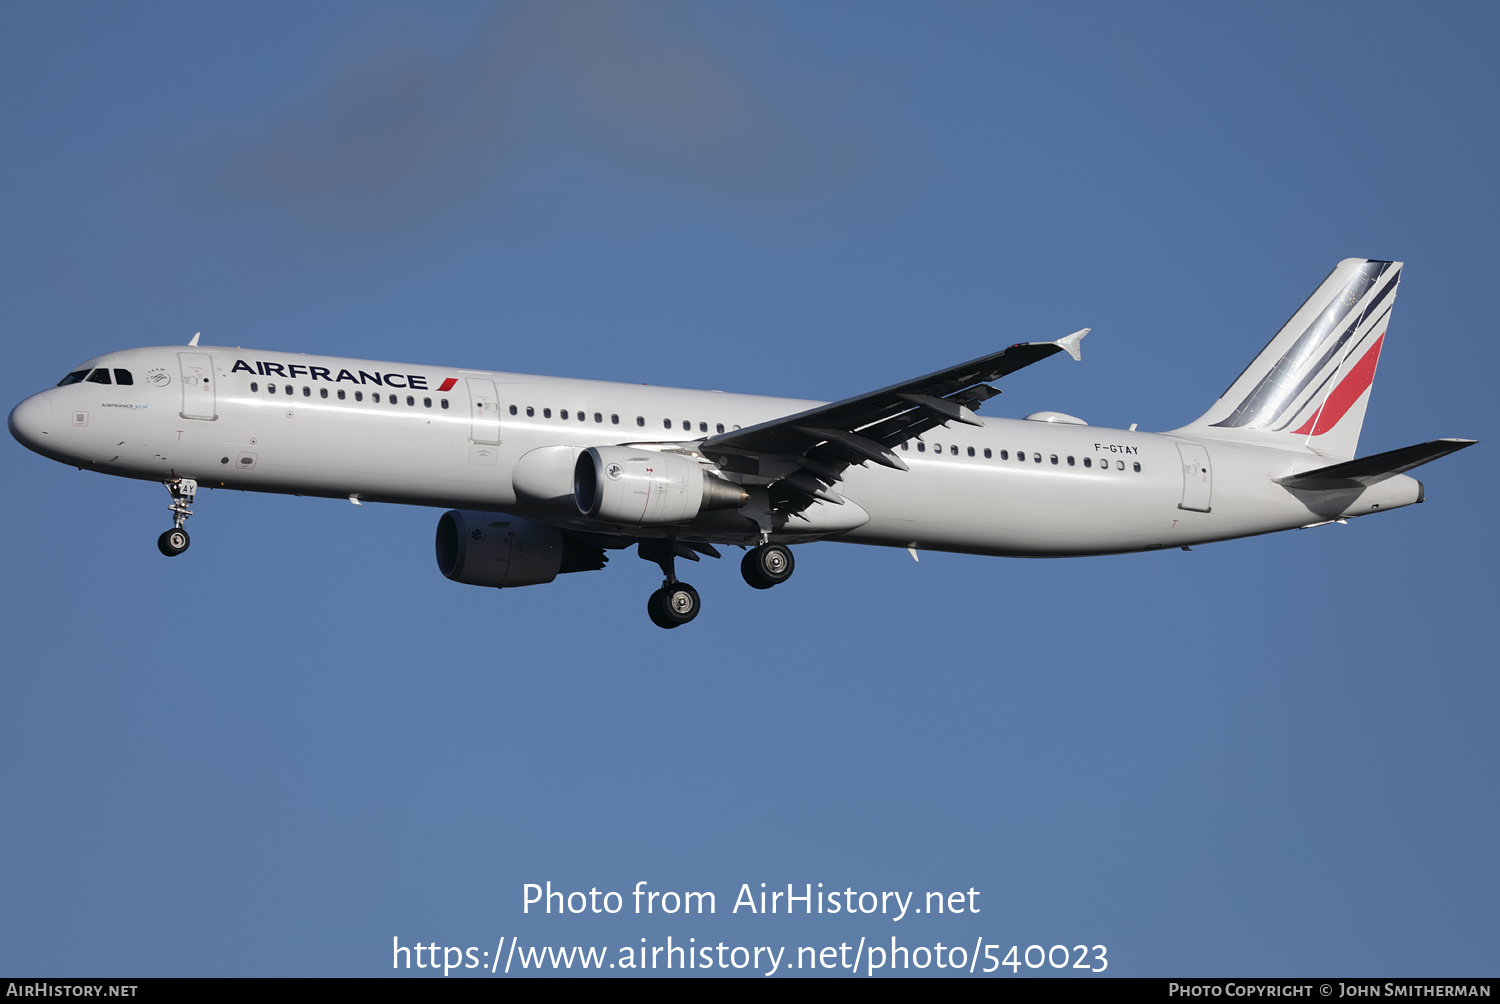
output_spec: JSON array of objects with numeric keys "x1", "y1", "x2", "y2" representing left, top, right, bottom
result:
[{"x1": 701, "y1": 330, "x2": 1087, "y2": 508}]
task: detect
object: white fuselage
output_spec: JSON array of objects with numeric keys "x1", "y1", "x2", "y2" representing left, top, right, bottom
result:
[{"x1": 9, "y1": 345, "x2": 1424, "y2": 557}]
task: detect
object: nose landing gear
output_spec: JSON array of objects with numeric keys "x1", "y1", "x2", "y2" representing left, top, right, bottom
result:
[
  {"x1": 157, "y1": 527, "x2": 190, "y2": 557},
  {"x1": 157, "y1": 478, "x2": 197, "y2": 557}
]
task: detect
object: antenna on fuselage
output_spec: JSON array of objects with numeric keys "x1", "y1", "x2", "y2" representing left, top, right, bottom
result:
[{"x1": 188, "y1": 332, "x2": 201, "y2": 346}]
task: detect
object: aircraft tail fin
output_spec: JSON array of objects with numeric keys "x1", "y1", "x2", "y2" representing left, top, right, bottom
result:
[{"x1": 1175, "y1": 258, "x2": 1402, "y2": 460}]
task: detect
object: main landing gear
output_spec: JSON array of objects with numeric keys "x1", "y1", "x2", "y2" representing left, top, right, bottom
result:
[
  {"x1": 647, "y1": 582, "x2": 701, "y2": 630},
  {"x1": 637, "y1": 540, "x2": 796, "y2": 628},
  {"x1": 638, "y1": 539, "x2": 702, "y2": 629},
  {"x1": 741, "y1": 543, "x2": 795, "y2": 590},
  {"x1": 157, "y1": 478, "x2": 197, "y2": 557}
]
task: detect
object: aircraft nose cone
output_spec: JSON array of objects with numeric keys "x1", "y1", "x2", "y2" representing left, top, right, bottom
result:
[{"x1": 8, "y1": 393, "x2": 52, "y2": 452}]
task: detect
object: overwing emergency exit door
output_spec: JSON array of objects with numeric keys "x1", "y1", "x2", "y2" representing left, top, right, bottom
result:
[
  {"x1": 467, "y1": 378, "x2": 501, "y2": 445},
  {"x1": 466, "y1": 377, "x2": 502, "y2": 465}
]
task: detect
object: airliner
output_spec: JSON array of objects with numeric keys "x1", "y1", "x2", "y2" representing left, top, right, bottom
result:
[{"x1": 7, "y1": 258, "x2": 1475, "y2": 627}]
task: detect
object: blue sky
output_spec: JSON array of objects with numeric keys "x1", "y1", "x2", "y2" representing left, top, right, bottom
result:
[{"x1": 2, "y1": 1, "x2": 1495, "y2": 977}]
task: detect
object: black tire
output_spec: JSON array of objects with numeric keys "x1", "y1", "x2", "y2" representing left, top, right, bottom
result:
[
  {"x1": 647, "y1": 583, "x2": 700, "y2": 628},
  {"x1": 741, "y1": 544, "x2": 794, "y2": 589},
  {"x1": 157, "y1": 528, "x2": 190, "y2": 557},
  {"x1": 647, "y1": 588, "x2": 674, "y2": 629}
]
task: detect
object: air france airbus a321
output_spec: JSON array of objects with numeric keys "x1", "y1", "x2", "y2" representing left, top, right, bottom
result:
[{"x1": 7, "y1": 258, "x2": 1476, "y2": 628}]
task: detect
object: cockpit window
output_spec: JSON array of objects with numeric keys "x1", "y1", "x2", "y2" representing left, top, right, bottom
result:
[
  {"x1": 113, "y1": 369, "x2": 133, "y2": 386},
  {"x1": 86, "y1": 368, "x2": 112, "y2": 385},
  {"x1": 56, "y1": 370, "x2": 89, "y2": 386}
]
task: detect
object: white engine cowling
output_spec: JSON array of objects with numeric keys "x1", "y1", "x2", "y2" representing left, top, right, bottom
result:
[
  {"x1": 574, "y1": 446, "x2": 746, "y2": 525},
  {"x1": 435, "y1": 510, "x2": 563, "y2": 587}
]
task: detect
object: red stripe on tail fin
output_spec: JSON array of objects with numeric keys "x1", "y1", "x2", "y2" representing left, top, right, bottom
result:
[{"x1": 1293, "y1": 333, "x2": 1384, "y2": 437}]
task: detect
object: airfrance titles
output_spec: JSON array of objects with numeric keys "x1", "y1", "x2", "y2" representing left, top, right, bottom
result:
[{"x1": 230, "y1": 359, "x2": 456, "y2": 392}]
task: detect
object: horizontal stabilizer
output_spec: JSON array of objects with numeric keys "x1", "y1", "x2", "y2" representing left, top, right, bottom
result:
[{"x1": 1274, "y1": 438, "x2": 1477, "y2": 489}]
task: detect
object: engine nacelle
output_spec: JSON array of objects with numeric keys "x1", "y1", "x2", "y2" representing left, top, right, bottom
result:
[
  {"x1": 435, "y1": 510, "x2": 564, "y2": 588},
  {"x1": 574, "y1": 446, "x2": 747, "y2": 525}
]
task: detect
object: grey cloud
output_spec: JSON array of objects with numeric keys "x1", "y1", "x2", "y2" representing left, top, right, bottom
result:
[{"x1": 174, "y1": 1, "x2": 865, "y2": 240}]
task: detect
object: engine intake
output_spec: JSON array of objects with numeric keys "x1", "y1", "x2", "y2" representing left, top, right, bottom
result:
[{"x1": 574, "y1": 446, "x2": 747, "y2": 525}]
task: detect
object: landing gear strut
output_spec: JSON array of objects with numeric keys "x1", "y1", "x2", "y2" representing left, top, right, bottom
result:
[
  {"x1": 157, "y1": 478, "x2": 197, "y2": 557},
  {"x1": 742, "y1": 543, "x2": 794, "y2": 589},
  {"x1": 639, "y1": 539, "x2": 701, "y2": 629}
]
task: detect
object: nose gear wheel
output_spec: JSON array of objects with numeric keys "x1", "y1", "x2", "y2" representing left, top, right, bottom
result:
[
  {"x1": 158, "y1": 478, "x2": 198, "y2": 556},
  {"x1": 157, "y1": 528, "x2": 190, "y2": 557}
]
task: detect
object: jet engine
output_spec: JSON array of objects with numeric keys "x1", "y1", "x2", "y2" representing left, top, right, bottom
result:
[
  {"x1": 574, "y1": 446, "x2": 747, "y2": 525},
  {"x1": 435, "y1": 510, "x2": 605, "y2": 588}
]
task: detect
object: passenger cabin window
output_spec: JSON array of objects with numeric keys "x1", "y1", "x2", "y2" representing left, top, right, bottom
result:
[
  {"x1": 269, "y1": 384, "x2": 278, "y2": 394},
  {"x1": 441, "y1": 399, "x2": 449, "y2": 409},
  {"x1": 1084, "y1": 457, "x2": 1091, "y2": 467},
  {"x1": 338, "y1": 390, "x2": 346, "y2": 400},
  {"x1": 303, "y1": 386, "x2": 311, "y2": 397},
  {"x1": 251, "y1": 382, "x2": 259, "y2": 392},
  {"x1": 560, "y1": 409, "x2": 569, "y2": 420},
  {"x1": 984, "y1": 448, "x2": 992, "y2": 458},
  {"x1": 509, "y1": 405, "x2": 517, "y2": 415},
  {"x1": 320, "y1": 388, "x2": 328, "y2": 398},
  {"x1": 663, "y1": 418, "x2": 672, "y2": 429},
  {"x1": 543, "y1": 408, "x2": 552, "y2": 418},
  {"x1": 967, "y1": 447, "x2": 975, "y2": 457},
  {"x1": 86, "y1": 369, "x2": 111, "y2": 385},
  {"x1": 1133, "y1": 462, "x2": 1142, "y2": 472},
  {"x1": 636, "y1": 416, "x2": 645, "y2": 427},
  {"x1": 354, "y1": 391, "x2": 363, "y2": 401},
  {"x1": 716, "y1": 423, "x2": 724, "y2": 433},
  {"x1": 526, "y1": 406, "x2": 534, "y2": 417},
  {"x1": 113, "y1": 369, "x2": 133, "y2": 385},
  {"x1": 612, "y1": 414, "x2": 620, "y2": 425},
  {"x1": 595, "y1": 413, "x2": 603, "y2": 423},
  {"x1": 578, "y1": 411, "x2": 585, "y2": 422}
]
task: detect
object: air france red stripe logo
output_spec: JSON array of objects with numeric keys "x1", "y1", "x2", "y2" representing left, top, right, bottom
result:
[
  {"x1": 1294, "y1": 333, "x2": 1385, "y2": 437},
  {"x1": 437, "y1": 378, "x2": 458, "y2": 392}
]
